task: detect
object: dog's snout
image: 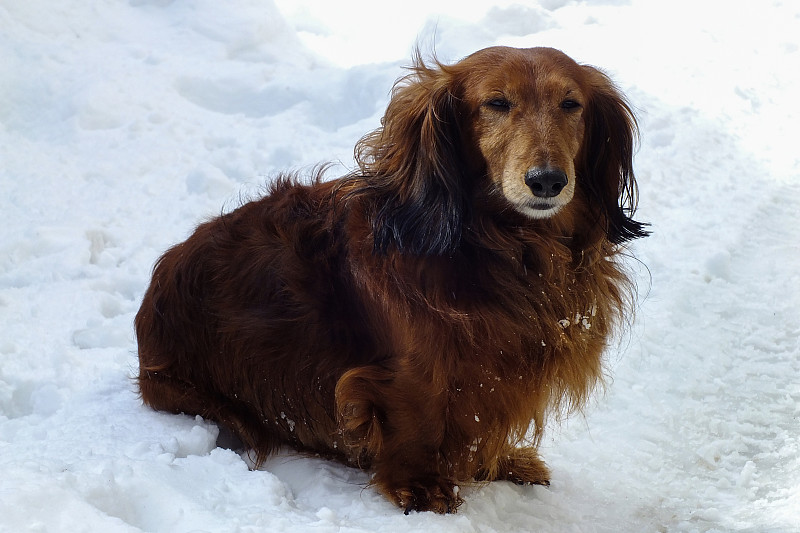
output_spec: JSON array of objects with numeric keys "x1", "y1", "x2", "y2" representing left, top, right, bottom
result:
[{"x1": 524, "y1": 168, "x2": 568, "y2": 198}]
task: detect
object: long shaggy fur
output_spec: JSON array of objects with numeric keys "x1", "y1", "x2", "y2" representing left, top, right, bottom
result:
[{"x1": 135, "y1": 46, "x2": 647, "y2": 514}]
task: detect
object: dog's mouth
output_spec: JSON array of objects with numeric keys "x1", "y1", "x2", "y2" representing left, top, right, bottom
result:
[{"x1": 518, "y1": 199, "x2": 564, "y2": 218}]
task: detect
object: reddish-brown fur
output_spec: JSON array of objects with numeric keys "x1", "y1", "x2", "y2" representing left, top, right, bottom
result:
[{"x1": 135, "y1": 46, "x2": 647, "y2": 514}]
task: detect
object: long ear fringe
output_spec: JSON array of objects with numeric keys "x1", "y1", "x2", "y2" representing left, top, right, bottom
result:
[
  {"x1": 354, "y1": 50, "x2": 468, "y2": 256},
  {"x1": 581, "y1": 68, "x2": 650, "y2": 245}
]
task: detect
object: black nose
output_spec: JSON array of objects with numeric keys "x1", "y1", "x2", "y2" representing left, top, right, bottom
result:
[{"x1": 524, "y1": 168, "x2": 568, "y2": 198}]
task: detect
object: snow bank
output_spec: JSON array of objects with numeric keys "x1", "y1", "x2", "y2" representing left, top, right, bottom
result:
[{"x1": 1, "y1": 0, "x2": 798, "y2": 531}]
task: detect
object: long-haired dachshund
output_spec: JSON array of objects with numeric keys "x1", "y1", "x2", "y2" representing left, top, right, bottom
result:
[{"x1": 135, "y1": 46, "x2": 648, "y2": 513}]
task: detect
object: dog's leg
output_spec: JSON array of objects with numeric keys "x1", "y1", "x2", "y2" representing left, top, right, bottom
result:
[
  {"x1": 138, "y1": 369, "x2": 277, "y2": 464},
  {"x1": 336, "y1": 366, "x2": 462, "y2": 513}
]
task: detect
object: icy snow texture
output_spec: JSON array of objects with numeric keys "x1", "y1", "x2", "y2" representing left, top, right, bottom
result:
[{"x1": 1, "y1": 0, "x2": 799, "y2": 532}]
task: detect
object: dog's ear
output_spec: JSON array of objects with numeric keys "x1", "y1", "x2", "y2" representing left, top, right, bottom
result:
[
  {"x1": 355, "y1": 52, "x2": 468, "y2": 256},
  {"x1": 579, "y1": 66, "x2": 649, "y2": 244}
]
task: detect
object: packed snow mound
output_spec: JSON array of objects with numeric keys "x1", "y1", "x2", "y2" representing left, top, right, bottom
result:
[{"x1": 1, "y1": 0, "x2": 799, "y2": 532}]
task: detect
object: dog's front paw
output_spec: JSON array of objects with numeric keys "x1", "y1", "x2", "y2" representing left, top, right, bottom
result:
[
  {"x1": 378, "y1": 477, "x2": 463, "y2": 514},
  {"x1": 481, "y1": 446, "x2": 551, "y2": 486}
]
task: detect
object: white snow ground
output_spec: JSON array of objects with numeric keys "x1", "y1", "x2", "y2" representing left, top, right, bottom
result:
[{"x1": 1, "y1": 0, "x2": 799, "y2": 531}]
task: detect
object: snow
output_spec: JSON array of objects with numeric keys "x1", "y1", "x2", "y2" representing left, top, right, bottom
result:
[{"x1": 1, "y1": 0, "x2": 799, "y2": 531}]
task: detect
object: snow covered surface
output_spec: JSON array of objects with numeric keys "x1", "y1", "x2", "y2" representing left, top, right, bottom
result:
[{"x1": 1, "y1": 0, "x2": 799, "y2": 531}]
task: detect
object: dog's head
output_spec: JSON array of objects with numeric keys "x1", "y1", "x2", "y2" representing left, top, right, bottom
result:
[{"x1": 356, "y1": 46, "x2": 648, "y2": 255}]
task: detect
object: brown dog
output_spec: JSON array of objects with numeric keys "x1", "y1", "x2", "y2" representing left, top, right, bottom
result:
[{"x1": 135, "y1": 46, "x2": 647, "y2": 513}]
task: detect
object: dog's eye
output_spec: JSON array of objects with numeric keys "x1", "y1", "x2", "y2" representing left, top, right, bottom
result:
[
  {"x1": 560, "y1": 99, "x2": 582, "y2": 110},
  {"x1": 485, "y1": 98, "x2": 512, "y2": 111}
]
